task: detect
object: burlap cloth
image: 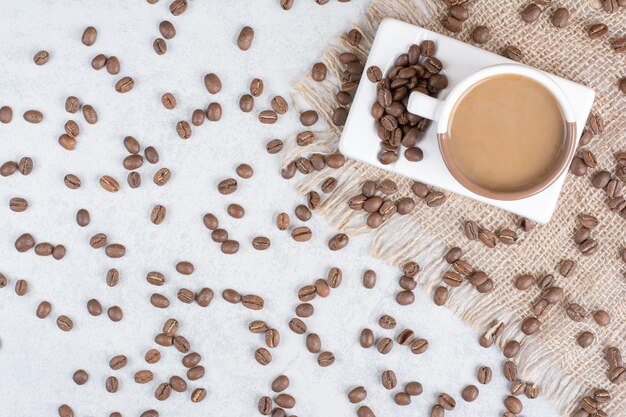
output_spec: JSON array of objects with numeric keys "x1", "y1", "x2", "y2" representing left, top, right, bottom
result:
[{"x1": 284, "y1": 0, "x2": 625, "y2": 415}]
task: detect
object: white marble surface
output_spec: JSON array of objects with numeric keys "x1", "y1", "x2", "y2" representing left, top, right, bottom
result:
[{"x1": 0, "y1": 1, "x2": 560, "y2": 416}]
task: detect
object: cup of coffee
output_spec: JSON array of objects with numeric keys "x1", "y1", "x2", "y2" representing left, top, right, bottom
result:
[{"x1": 407, "y1": 64, "x2": 577, "y2": 200}]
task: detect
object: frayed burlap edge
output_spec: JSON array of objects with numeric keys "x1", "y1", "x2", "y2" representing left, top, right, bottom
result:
[{"x1": 285, "y1": 0, "x2": 626, "y2": 416}]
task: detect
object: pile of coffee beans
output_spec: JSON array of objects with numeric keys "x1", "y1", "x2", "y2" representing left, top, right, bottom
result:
[
  {"x1": 572, "y1": 387, "x2": 615, "y2": 417},
  {"x1": 463, "y1": 220, "x2": 520, "y2": 248},
  {"x1": 15, "y1": 232, "x2": 66, "y2": 260},
  {"x1": 368, "y1": 41, "x2": 447, "y2": 165},
  {"x1": 573, "y1": 213, "x2": 600, "y2": 256},
  {"x1": 589, "y1": 151, "x2": 626, "y2": 218}
]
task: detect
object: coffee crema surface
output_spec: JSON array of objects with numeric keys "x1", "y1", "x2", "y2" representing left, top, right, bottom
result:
[{"x1": 447, "y1": 74, "x2": 565, "y2": 192}]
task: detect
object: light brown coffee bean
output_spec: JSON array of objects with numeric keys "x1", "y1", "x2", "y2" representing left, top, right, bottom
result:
[
  {"x1": 91, "y1": 54, "x2": 107, "y2": 70},
  {"x1": 23, "y1": 110, "x2": 43, "y2": 123},
  {"x1": 161, "y1": 92, "x2": 176, "y2": 109},
  {"x1": 305, "y1": 333, "x2": 321, "y2": 353},
  {"x1": 145, "y1": 349, "x2": 161, "y2": 364},
  {"x1": 254, "y1": 347, "x2": 272, "y2": 365},
  {"x1": 206, "y1": 102, "x2": 222, "y2": 122},
  {"x1": 153, "y1": 168, "x2": 171, "y2": 186},
  {"x1": 222, "y1": 288, "x2": 241, "y2": 303},
  {"x1": 82, "y1": 105, "x2": 98, "y2": 124},
  {"x1": 105, "y1": 376, "x2": 119, "y2": 393},
  {"x1": 81, "y1": 26, "x2": 97, "y2": 46},
  {"x1": 381, "y1": 369, "x2": 397, "y2": 389},
  {"x1": 105, "y1": 244, "x2": 125, "y2": 258},
  {"x1": 348, "y1": 386, "x2": 367, "y2": 403},
  {"x1": 153, "y1": 38, "x2": 167, "y2": 55},
  {"x1": 176, "y1": 120, "x2": 192, "y2": 139},
  {"x1": 289, "y1": 318, "x2": 307, "y2": 334},
  {"x1": 577, "y1": 331, "x2": 595, "y2": 348},
  {"x1": 396, "y1": 290, "x2": 415, "y2": 306},
  {"x1": 56, "y1": 315, "x2": 74, "y2": 332},
  {"x1": 242, "y1": 294, "x2": 264, "y2": 310},
  {"x1": 87, "y1": 299, "x2": 102, "y2": 316},
  {"x1": 271, "y1": 96, "x2": 289, "y2": 114},
  {"x1": 317, "y1": 351, "x2": 335, "y2": 367},
  {"x1": 109, "y1": 354, "x2": 127, "y2": 370},
  {"x1": 504, "y1": 396, "x2": 523, "y2": 414},
  {"x1": 36, "y1": 301, "x2": 52, "y2": 318},
  {"x1": 159, "y1": 20, "x2": 176, "y2": 39},
  {"x1": 377, "y1": 337, "x2": 393, "y2": 354},
  {"x1": 291, "y1": 227, "x2": 312, "y2": 242},
  {"x1": 0, "y1": 106, "x2": 13, "y2": 123},
  {"x1": 237, "y1": 26, "x2": 255, "y2": 51},
  {"x1": 150, "y1": 293, "x2": 170, "y2": 308},
  {"x1": 312, "y1": 62, "x2": 327, "y2": 82},
  {"x1": 107, "y1": 306, "x2": 123, "y2": 322}
]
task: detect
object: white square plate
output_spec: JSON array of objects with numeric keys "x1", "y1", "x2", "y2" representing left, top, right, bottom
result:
[{"x1": 338, "y1": 18, "x2": 595, "y2": 224}]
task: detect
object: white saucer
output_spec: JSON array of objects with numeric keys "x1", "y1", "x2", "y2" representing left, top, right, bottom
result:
[{"x1": 338, "y1": 18, "x2": 595, "y2": 224}]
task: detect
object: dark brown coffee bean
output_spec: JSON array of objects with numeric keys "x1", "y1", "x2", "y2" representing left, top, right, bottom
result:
[
  {"x1": 16, "y1": 157, "x2": 32, "y2": 176},
  {"x1": 608, "y1": 367, "x2": 626, "y2": 384},
  {"x1": 559, "y1": 259, "x2": 576, "y2": 277},
  {"x1": 396, "y1": 290, "x2": 415, "y2": 305},
  {"x1": 109, "y1": 354, "x2": 127, "y2": 370},
  {"x1": 237, "y1": 26, "x2": 254, "y2": 51},
  {"x1": 504, "y1": 395, "x2": 523, "y2": 414},
  {"x1": 579, "y1": 239, "x2": 598, "y2": 256},
  {"x1": 544, "y1": 286, "x2": 564, "y2": 304},
  {"x1": 177, "y1": 288, "x2": 194, "y2": 304},
  {"x1": 477, "y1": 366, "x2": 492, "y2": 384},
  {"x1": 242, "y1": 294, "x2": 264, "y2": 310},
  {"x1": 514, "y1": 274, "x2": 534, "y2": 291},
  {"x1": 461, "y1": 385, "x2": 479, "y2": 402},
  {"x1": 291, "y1": 227, "x2": 312, "y2": 242},
  {"x1": 503, "y1": 45, "x2": 523, "y2": 61},
  {"x1": 305, "y1": 332, "x2": 321, "y2": 353},
  {"x1": 86, "y1": 299, "x2": 102, "y2": 316},
  {"x1": 72, "y1": 369, "x2": 88, "y2": 386},
  {"x1": 593, "y1": 388, "x2": 611, "y2": 404},
  {"x1": 448, "y1": 4, "x2": 469, "y2": 20},
  {"x1": 204, "y1": 73, "x2": 222, "y2": 94},
  {"x1": 441, "y1": 15, "x2": 462, "y2": 32},
  {"x1": 503, "y1": 340, "x2": 521, "y2": 358},
  {"x1": 503, "y1": 360, "x2": 517, "y2": 381},
  {"x1": 127, "y1": 172, "x2": 141, "y2": 188},
  {"x1": 107, "y1": 306, "x2": 123, "y2": 322},
  {"x1": 36, "y1": 301, "x2": 52, "y2": 318},
  {"x1": 14, "y1": 233, "x2": 35, "y2": 253},
  {"x1": 159, "y1": 20, "x2": 176, "y2": 39},
  {"x1": 410, "y1": 338, "x2": 429, "y2": 354},
  {"x1": 471, "y1": 26, "x2": 490, "y2": 43},
  {"x1": 381, "y1": 369, "x2": 397, "y2": 389},
  {"x1": 271, "y1": 96, "x2": 289, "y2": 114},
  {"x1": 521, "y1": 316, "x2": 540, "y2": 335},
  {"x1": 34, "y1": 242, "x2": 53, "y2": 256},
  {"x1": 220, "y1": 289, "x2": 240, "y2": 304},
  {"x1": 577, "y1": 331, "x2": 595, "y2": 348},
  {"x1": 169, "y1": 0, "x2": 187, "y2": 15},
  {"x1": 186, "y1": 365, "x2": 205, "y2": 381},
  {"x1": 8, "y1": 197, "x2": 28, "y2": 212},
  {"x1": 591, "y1": 170, "x2": 611, "y2": 188},
  {"x1": 367, "y1": 66, "x2": 382, "y2": 83},
  {"x1": 175, "y1": 120, "x2": 192, "y2": 139},
  {"x1": 551, "y1": 7, "x2": 570, "y2": 27},
  {"x1": 299, "y1": 110, "x2": 318, "y2": 127},
  {"x1": 433, "y1": 286, "x2": 449, "y2": 306},
  {"x1": 150, "y1": 293, "x2": 170, "y2": 308},
  {"x1": 588, "y1": 114, "x2": 604, "y2": 135},
  {"x1": 189, "y1": 108, "x2": 205, "y2": 126},
  {"x1": 426, "y1": 191, "x2": 446, "y2": 207},
  {"x1": 348, "y1": 386, "x2": 367, "y2": 403},
  {"x1": 145, "y1": 349, "x2": 160, "y2": 364},
  {"x1": 312, "y1": 62, "x2": 327, "y2": 81},
  {"x1": 172, "y1": 335, "x2": 190, "y2": 353},
  {"x1": 105, "y1": 244, "x2": 125, "y2": 258},
  {"x1": 56, "y1": 315, "x2": 73, "y2": 331},
  {"x1": 593, "y1": 310, "x2": 611, "y2": 326},
  {"x1": 258, "y1": 396, "x2": 272, "y2": 415},
  {"x1": 115, "y1": 76, "x2": 134, "y2": 93},
  {"x1": 289, "y1": 317, "x2": 307, "y2": 334},
  {"x1": 254, "y1": 347, "x2": 272, "y2": 365},
  {"x1": 91, "y1": 54, "x2": 107, "y2": 70},
  {"x1": 159, "y1": 92, "x2": 176, "y2": 110},
  {"x1": 206, "y1": 102, "x2": 222, "y2": 122},
  {"x1": 134, "y1": 369, "x2": 154, "y2": 384},
  {"x1": 81, "y1": 26, "x2": 97, "y2": 46},
  {"x1": 33, "y1": 50, "x2": 50, "y2": 65},
  {"x1": 437, "y1": 393, "x2": 456, "y2": 410},
  {"x1": 359, "y1": 328, "x2": 374, "y2": 348},
  {"x1": 58, "y1": 405, "x2": 74, "y2": 417},
  {"x1": 105, "y1": 376, "x2": 119, "y2": 393},
  {"x1": 566, "y1": 303, "x2": 587, "y2": 322},
  {"x1": 328, "y1": 233, "x2": 349, "y2": 251},
  {"x1": 82, "y1": 105, "x2": 97, "y2": 124},
  {"x1": 153, "y1": 37, "x2": 167, "y2": 55},
  {"x1": 359, "y1": 269, "x2": 376, "y2": 289},
  {"x1": 317, "y1": 351, "x2": 335, "y2": 367},
  {"x1": 0, "y1": 106, "x2": 12, "y2": 123},
  {"x1": 357, "y1": 406, "x2": 375, "y2": 417},
  {"x1": 227, "y1": 203, "x2": 245, "y2": 219},
  {"x1": 521, "y1": 3, "x2": 542, "y2": 23}
]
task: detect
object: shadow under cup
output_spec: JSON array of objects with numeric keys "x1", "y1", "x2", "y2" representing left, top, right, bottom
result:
[{"x1": 439, "y1": 74, "x2": 576, "y2": 201}]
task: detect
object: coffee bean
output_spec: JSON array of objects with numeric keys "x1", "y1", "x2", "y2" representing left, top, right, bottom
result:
[
  {"x1": 317, "y1": 351, "x2": 335, "y2": 367},
  {"x1": 161, "y1": 92, "x2": 176, "y2": 109},
  {"x1": 211, "y1": 228, "x2": 228, "y2": 243},
  {"x1": 566, "y1": 303, "x2": 586, "y2": 322},
  {"x1": 81, "y1": 26, "x2": 97, "y2": 46},
  {"x1": 127, "y1": 172, "x2": 141, "y2": 188},
  {"x1": 348, "y1": 386, "x2": 367, "y2": 403},
  {"x1": 86, "y1": 299, "x2": 102, "y2": 316},
  {"x1": 59, "y1": 133, "x2": 77, "y2": 150},
  {"x1": 220, "y1": 240, "x2": 240, "y2": 254},
  {"x1": 154, "y1": 382, "x2": 171, "y2": 401},
  {"x1": 544, "y1": 286, "x2": 564, "y2": 304},
  {"x1": 291, "y1": 227, "x2": 312, "y2": 242},
  {"x1": 225, "y1": 203, "x2": 245, "y2": 219},
  {"x1": 109, "y1": 354, "x2": 127, "y2": 370},
  {"x1": 551, "y1": 7, "x2": 570, "y2": 27},
  {"x1": 242, "y1": 294, "x2": 264, "y2": 310},
  {"x1": 33, "y1": 50, "x2": 50, "y2": 65},
  {"x1": 150, "y1": 293, "x2": 170, "y2": 308},
  {"x1": 559, "y1": 259, "x2": 576, "y2": 277},
  {"x1": 155, "y1": 333, "x2": 173, "y2": 347},
  {"x1": 396, "y1": 290, "x2": 415, "y2": 305},
  {"x1": 222, "y1": 288, "x2": 241, "y2": 303},
  {"x1": 237, "y1": 26, "x2": 254, "y2": 51},
  {"x1": 328, "y1": 233, "x2": 349, "y2": 251},
  {"x1": 248, "y1": 320, "x2": 269, "y2": 335},
  {"x1": 202, "y1": 73, "x2": 222, "y2": 95},
  {"x1": 0, "y1": 106, "x2": 12, "y2": 123},
  {"x1": 579, "y1": 239, "x2": 598, "y2": 256},
  {"x1": 311, "y1": 62, "x2": 327, "y2": 82},
  {"x1": 289, "y1": 317, "x2": 307, "y2": 334},
  {"x1": 476, "y1": 366, "x2": 492, "y2": 384},
  {"x1": 359, "y1": 328, "x2": 375, "y2": 348},
  {"x1": 172, "y1": 335, "x2": 190, "y2": 353},
  {"x1": 153, "y1": 37, "x2": 167, "y2": 55},
  {"x1": 461, "y1": 385, "x2": 479, "y2": 402},
  {"x1": 144, "y1": 349, "x2": 161, "y2": 364},
  {"x1": 34, "y1": 242, "x2": 53, "y2": 256},
  {"x1": 357, "y1": 406, "x2": 375, "y2": 417},
  {"x1": 15, "y1": 233, "x2": 35, "y2": 252},
  {"x1": 58, "y1": 405, "x2": 74, "y2": 417},
  {"x1": 254, "y1": 347, "x2": 272, "y2": 365},
  {"x1": 503, "y1": 340, "x2": 521, "y2": 358},
  {"x1": 588, "y1": 114, "x2": 604, "y2": 135},
  {"x1": 205, "y1": 102, "x2": 222, "y2": 122},
  {"x1": 175, "y1": 120, "x2": 192, "y2": 138},
  {"x1": 82, "y1": 105, "x2": 98, "y2": 124},
  {"x1": 91, "y1": 54, "x2": 107, "y2": 70},
  {"x1": 504, "y1": 395, "x2": 523, "y2": 414},
  {"x1": 63, "y1": 171, "x2": 79, "y2": 188},
  {"x1": 271, "y1": 96, "x2": 289, "y2": 114},
  {"x1": 362, "y1": 269, "x2": 377, "y2": 289},
  {"x1": 107, "y1": 306, "x2": 123, "y2": 322},
  {"x1": 115, "y1": 76, "x2": 134, "y2": 93},
  {"x1": 176, "y1": 288, "x2": 194, "y2": 304},
  {"x1": 105, "y1": 244, "x2": 125, "y2": 258},
  {"x1": 300, "y1": 110, "x2": 319, "y2": 126},
  {"x1": 503, "y1": 45, "x2": 523, "y2": 61},
  {"x1": 577, "y1": 331, "x2": 595, "y2": 348},
  {"x1": 36, "y1": 301, "x2": 52, "y2": 318},
  {"x1": 186, "y1": 365, "x2": 205, "y2": 381},
  {"x1": 591, "y1": 170, "x2": 611, "y2": 188},
  {"x1": 381, "y1": 369, "x2": 397, "y2": 389},
  {"x1": 433, "y1": 286, "x2": 449, "y2": 306},
  {"x1": 378, "y1": 314, "x2": 397, "y2": 330},
  {"x1": 437, "y1": 393, "x2": 456, "y2": 410},
  {"x1": 56, "y1": 315, "x2": 73, "y2": 331},
  {"x1": 594, "y1": 388, "x2": 611, "y2": 404},
  {"x1": 9, "y1": 197, "x2": 28, "y2": 212},
  {"x1": 520, "y1": 316, "x2": 540, "y2": 335},
  {"x1": 441, "y1": 15, "x2": 462, "y2": 32},
  {"x1": 159, "y1": 20, "x2": 176, "y2": 39},
  {"x1": 608, "y1": 366, "x2": 626, "y2": 384},
  {"x1": 251, "y1": 236, "x2": 270, "y2": 251},
  {"x1": 503, "y1": 360, "x2": 517, "y2": 381},
  {"x1": 449, "y1": 4, "x2": 469, "y2": 20},
  {"x1": 169, "y1": 0, "x2": 188, "y2": 15},
  {"x1": 593, "y1": 310, "x2": 611, "y2": 326},
  {"x1": 471, "y1": 26, "x2": 490, "y2": 44},
  {"x1": 153, "y1": 167, "x2": 171, "y2": 186},
  {"x1": 190, "y1": 108, "x2": 205, "y2": 126},
  {"x1": 521, "y1": 3, "x2": 542, "y2": 23},
  {"x1": 612, "y1": 37, "x2": 626, "y2": 53},
  {"x1": 72, "y1": 369, "x2": 89, "y2": 386},
  {"x1": 105, "y1": 376, "x2": 119, "y2": 393}
]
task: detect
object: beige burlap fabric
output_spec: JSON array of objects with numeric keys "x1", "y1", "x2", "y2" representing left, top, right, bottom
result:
[{"x1": 285, "y1": 0, "x2": 625, "y2": 415}]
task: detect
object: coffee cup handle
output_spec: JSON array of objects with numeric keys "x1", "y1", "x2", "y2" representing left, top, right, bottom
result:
[{"x1": 407, "y1": 91, "x2": 442, "y2": 122}]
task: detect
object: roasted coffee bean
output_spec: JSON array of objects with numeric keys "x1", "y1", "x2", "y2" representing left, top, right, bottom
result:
[
  {"x1": 471, "y1": 26, "x2": 490, "y2": 43},
  {"x1": 503, "y1": 45, "x2": 523, "y2": 61},
  {"x1": 521, "y1": 316, "x2": 540, "y2": 335},
  {"x1": 559, "y1": 259, "x2": 576, "y2": 277},
  {"x1": 16, "y1": 157, "x2": 32, "y2": 176},
  {"x1": 588, "y1": 114, "x2": 604, "y2": 135},
  {"x1": 55, "y1": 315, "x2": 73, "y2": 331},
  {"x1": 242, "y1": 294, "x2": 264, "y2": 310},
  {"x1": 521, "y1": 3, "x2": 542, "y2": 23},
  {"x1": 441, "y1": 15, "x2": 462, "y2": 32},
  {"x1": 254, "y1": 347, "x2": 272, "y2": 365},
  {"x1": 222, "y1": 288, "x2": 241, "y2": 303},
  {"x1": 544, "y1": 286, "x2": 564, "y2": 303},
  {"x1": 59, "y1": 133, "x2": 77, "y2": 150},
  {"x1": 107, "y1": 306, "x2": 123, "y2": 322},
  {"x1": 579, "y1": 239, "x2": 598, "y2": 256},
  {"x1": 312, "y1": 62, "x2": 327, "y2": 81},
  {"x1": 227, "y1": 203, "x2": 245, "y2": 219},
  {"x1": 124, "y1": 136, "x2": 141, "y2": 154},
  {"x1": 150, "y1": 293, "x2": 170, "y2": 308},
  {"x1": 177, "y1": 288, "x2": 195, "y2": 304},
  {"x1": 15, "y1": 233, "x2": 35, "y2": 252},
  {"x1": 257, "y1": 110, "x2": 277, "y2": 124},
  {"x1": 396, "y1": 290, "x2": 415, "y2": 306},
  {"x1": 608, "y1": 366, "x2": 626, "y2": 383},
  {"x1": 591, "y1": 170, "x2": 611, "y2": 188},
  {"x1": 304, "y1": 332, "x2": 322, "y2": 353},
  {"x1": 437, "y1": 393, "x2": 456, "y2": 410},
  {"x1": 134, "y1": 370, "x2": 154, "y2": 384},
  {"x1": 410, "y1": 338, "x2": 428, "y2": 354},
  {"x1": 206, "y1": 102, "x2": 222, "y2": 122},
  {"x1": 577, "y1": 331, "x2": 595, "y2": 348},
  {"x1": 173, "y1": 335, "x2": 190, "y2": 353},
  {"x1": 328, "y1": 233, "x2": 349, "y2": 251},
  {"x1": 360, "y1": 269, "x2": 377, "y2": 289},
  {"x1": 477, "y1": 366, "x2": 492, "y2": 384},
  {"x1": 220, "y1": 239, "x2": 238, "y2": 253},
  {"x1": 593, "y1": 388, "x2": 611, "y2": 404},
  {"x1": 81, "y1": 26, "x2": 97, "y2": 46},
  {"x1": 271, "y1": 96, "x2": 289, "y2": 114},
  {"x1": 503, "y1": 360, "x2": 517, "y2": 381},
  {"x1": 9, "y1": 197, "x2": 28, "y2": 212},
  {"x1": 211, "y1": 228, "x2": 228, "y2": 243},
  {"x1": 348, "y1": 386, "x2": 367, "y2": 403},
  {"x1": 186, "y1": 365, "x2": 205, "y2": 380},
  {"x1": 503, "y1": 340, "x2": 521, "y2": 358},
  {"x1": 317, "y1": 351, "x2": 335, "y2": 367},
  {"x1": 381, "y1": 369, "x2": 397, "y2": 389},
  {"x1": 300, "y1": 110, "x2": 319, "y2": 126},
  {"x1": 58, "y1": 405, "x2": 74, "y2": 417},
  {"x1": 153, "y1": 37, "x2": 167, "y2": 55},
  {"x1": 36, "y1": 301, "x2": 52, "y2": 318},
  {"x1": 115, "y1": 76, "x2": 134, "y2": 93},
  {"x1": 566, "y1": 303, "x2": 587, "y2": 322},
  {"x1": 551, "y1": 7, "x2": 570, "y2": 27},
  {"x1": 105, "y1": 376, "x2": 119, "y2": 393},
  {"x1": 433, "y1": 286, "x2": 449, "y2": 306},
  {"x1": 100, "y1": 175, "x2": 120, "y2": 192},
  {"x1": 204, "y1": 73, "x2": 222, "y2": 94},
  {"x1": 33, "y1": 50, "x2": 50, "y2": 65},
  {"x1": 89, "y1": 233, "x2": 108, "y2": 249},
  {"x1": 127, "y1": 172, "x2": 141, "y2": 188},
  {"x1": 612, "y1": 37, "x2": 626, "y2": 53},
  {"x1": 108, "y1": 354, "x2": 127, "y2": 370},
  {"x1": 367, "y1": 66, "x2": 383, "y2": 83},
  {"x1": 169, "y1": 0, "x2": 187, "y2": 15},
  {"x1": 288, "y1": 317, "x2": 307, "y2": 334},
  {"x1": 91, "y1": 54, "x2": 107, "y2": 70},
  {"x1": 291, "y1": 227, "x2": 312, "y2": 242},
  {"x1": 34, "y1": 242, "x2": 53, "y2": 256},
  {"x1": 249, "y1": 320, "x2": 269, "y2": 334},
  {"x1": 105, "y1": 244, "x2": 125, "y2": 258},
  {"x1": 217, "y1": 178, "x2": 237, "y2": 195},
  {"x1": 238, "y1": 94, "x2": 254, "y2": 113},
  {"x1": 237, "y1": 26, "x2": 254, "y2": 51},
  {"x1": 191, "y1": 108, "x2": 205, "y2": 126},
  {"x1": 155, "y1": 333, "x2": 173, "y2": 346},
  {"x1": 537, "y1": 273, "x2": 555, "y2": 290},
  {"x1": 504, "y1": 395, "x2": 523, "y2": 414},
  {"x1": 175, "y1": 120, "x2": 192, "y2": 139},
  {"x1": 52, "y1": 245, "x2": 66, "y2": 260},
  {"x1": 86, "y1": 298, "x2": 102, "y2": 316},
  {"x1": 82, "y1": 104, "x2": 98, "y2": 124},
  {"x1": 159, "y1": 20, "x2": 176, "y2": 39},
  {"x1": 461, "y1": 385, "x2": 479, "y2": 402},
  {"x1": 593, "y1": 310, "x2": 611, "y2": 326},
  {"x1": 0, "y1": 106, "x2": 12, "y2": 123},
  {"x1": 442, "y1": 270, "x2": 462, "y2": 287},
  {"x1": 72, "y1": 369, "x2": 89, "y2": 386},
  {"x1": 154, "y1": 382, "x2": 171, "y2": 401},
  {"x1": 146, "y1": 271, "x2": 165, "y2": 286},
  {"x1": 181, "y1": 352, "x2": 201, "y2": 368},
  {"x1": 358, "y1": 328, "x2": 374, "y2": 348},
  {"x1": 144, "y1": 349, "x2": 161, "y2": 364},
  {"x1": 150, "y1": 205, "x2": 166, "y2": 225}
]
